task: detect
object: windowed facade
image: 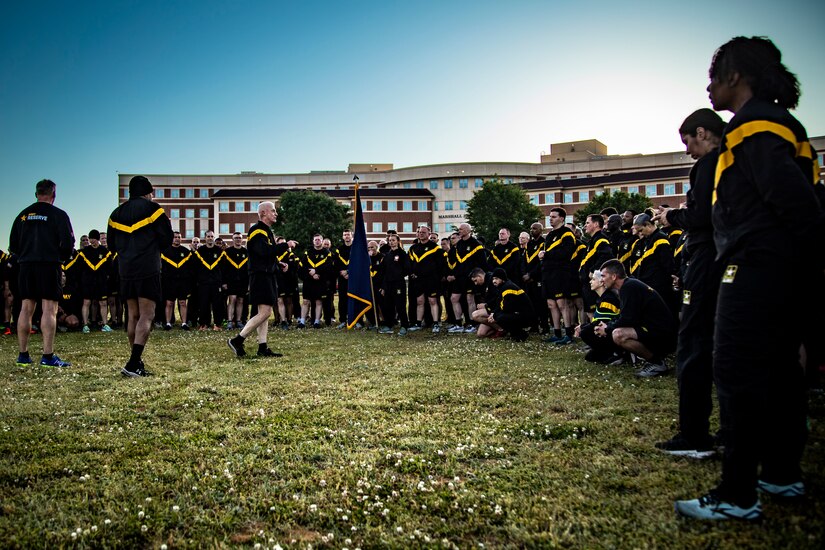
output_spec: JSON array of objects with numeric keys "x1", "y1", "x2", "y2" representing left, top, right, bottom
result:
[
  {"x1": 185, "y1": 188, "x2": 195, "y2": 198},
  {"x1": 444, "y1": 179, "x2": 453, "y2": 189},
  {"x1": 403, "y1": 222, "x2": 413, "y2": 233},
  {"x1": 387, "y1": 222, "x2": 397, "y2": 231},
  {"x1": 459, "y1": 179, "x2": 468, "y2": 188},
  {"x1": 155, "y1": 189, "x2": 165, "y2": 198},
  {"x1": 430, "y1": 180, "x2": 438, "y2": 190},
  {"x1": 628, "y1": 186, "x2": 639, "y2": 194},
  {"x1": 530, "y1": 195, "x2": 538, "y2": 205},
  {"x1": 418, "y1": 200, "x2": 427, "y2": 210},
  {"x1": 563, "y1": 193, "x2": 573, "y2": 204},
  {"x1": 199, "y1": 208, "x2": 209, "y2": 218},
  {"x1": 170, "y1": 209, "x2": 180, "y2": 219},
  {"x1": 475, "y1": 178, "x2": 483, "y2": 188},
  {"x1": 235, "y1": 223, "x2": 245, "y2": 234},
  {"x1": 199, "y1": 188, "x2": 209, "y2": 198},
  {"x1": 645, "y1": 184, "x2": 656, "y2": 197},
  {"x1": 387, "y1": 201, "x2": 397, "y2": 211},
  {"x1": 416, "y1": 181, "x2": 424, "y2": 189},
  {"x1": 185, "y1": 209, "x2": 195, "y2": 218},
  {"x1": 170, "y1": 189, "x2": 180, "y2": 198},
  {"x1": 403, "y1": 182, "x2": 411, "y2": 189},
  {"x1": 403, "y1": 200, "x2": 412, "y2": 211},
  {"x1": 235, "y1": 201, "x2": 245, "y2": 212},
  {"x1": 372, "y1": 200, "x2": 382, "y2": 211},
  {"x1": 444, "y1": 201, "x2": 453, "y2": 210},
  {"x1": 434, "y1": 201, "x2": 439, "y2": 211},
  {"x1": 219, "y1": 223, "x2": 230, "y2": 234},
  {"x1": 580, "y1": 190, "x2": 590, "y2": 202},
  {"x1": 219, "y1": 202, "x2": 229, "y2": 212},
  {"x1": 372, "y1": 222, "x2": 382, "y2": 232},
  {"x1": 664, "y1": 183, "x2": 676, "y2": 195},
  {"x1": 185, "y1": 229, "x2": 194, "y2": 239},
  {"x1": 459, "y1": 200, "x2": 467, "y2": 210}
]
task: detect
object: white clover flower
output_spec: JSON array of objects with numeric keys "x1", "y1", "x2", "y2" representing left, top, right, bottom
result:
[
  {"x1": 70, "y1": 532, "x2": 77, "y2": 540},
  {"x1": 172, "y1": 505, "x2": 180, "y2": 512},
  {"x1": 91, "y1": 525, "x2": 98, "y2": 532},
  {"x1": 161, "y1": 545, "x2": 168, "y2": 550},
  {"x1": 467, "y1": 507, "x2": 474, "y2": 514},
  {"x1": 138, "y1": 511, "x2": 145, "y2": 519},
  {"x1": 320, "y1": 479, "x2": 327, "y2": 487},
  {"x1": 396, "y1": 526, "x2": 403, "y2": 533},
  {"x1": 141, "y1": 525, "x2": 148, "y2": 533},
  {"x1": 104, "y1": 519, "x2": 111, "y2": 525}
]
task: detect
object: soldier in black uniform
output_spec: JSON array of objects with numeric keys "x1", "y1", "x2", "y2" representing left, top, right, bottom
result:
[
  {"x1": 298, "y1": 234, "x2": 334, "y2": 329},
  {"x1": 108, "y1": 175, "x2": 173, "y2": 377},
  {"x1": 9, "y1": 179, "x2": 75, "y2": 367},
  {"x1": 488, "y1": 228, "x2": 521, "y2": 283},
  {"x1": 521, "y1": 222, "x2": 547, "y2": 335},
  {"x1": 487, "y1": 268, "x2": 535, "y2": 342},
  {"x1": 448, "y1": 223, "x2": 486, "y2": 333},
  {"x1": 653, "y1": 108, "x2": 726, "y2": 460},
  {"x1": 408, "y1": 225, "x2": 443, "y2": 332},
  {"x1": 675, "y1": 37, "x2": 824, "y2": 521},
  {"x1": 193, "y1": 230, "x2": 226, "y2": 330},
  {"x1": 78, "y1": 229, "x2": 112, "y2": 333},
  {"x1": 334, "y1": 230, "x2": 353, "y2": 329},
  {"x1": 378, "y1": 234, "x2": 411, "y2": 335},
  {"x1": 228, "y1": 202, "x2": 283, "y2": 358},
  {"x1": 223, "y1": 232, "x2": 249, "y2": 329},
  {"x1": 579, "y1": 214, "x2": 614, "y2": 321},
  {"x1": 540, "y1": 208, "x2": 577, "y2": 344},
  {"x1": 274, "y1": 237, "x2": 299, "y2": 328},
  {"x1": 161, "y1": 231, "x2": 193, "y2": 330},
  {"x1": 629, "y1": 213, "x2": 676, "y2": 316}
]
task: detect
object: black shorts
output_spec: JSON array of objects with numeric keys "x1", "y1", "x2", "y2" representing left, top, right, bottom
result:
[
  {"x1": 542, "y1": 271, "x2": 573, "y2": 300},
  {"x1": 18, "y1": 263, "x2": 62, "y2": 302},
  {"x1": 249, "y1": 272, "x2": 277, "y2": 306},
  {"x1": 582, "y1": 286, "x2": 599, "y2": 311},
  {"x1": 636, "y1": 325, "x2": 677, "y2": 359},
  {"x1": 227, "y1": 281, "x2": 248, "y2": 296},
  {"x1": 82, "y1": 275, "x2": 109, "y2": 301},
  {"x1": 163, "y1": 278, "x2": 192, "y2": 301},
  {"x1": 120, "y1": 275, "x2": 161, "y2": 304},
  {"x1": 302, "y1": 278, "x2": 327, "y2": 301},
  {"x1": 410, "y1": 276, "x2": 441, "y2": 298}
]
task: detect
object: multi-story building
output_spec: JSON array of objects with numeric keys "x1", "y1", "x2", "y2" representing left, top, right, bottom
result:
[{"x1": 118, "y1": 137, "x2": 825, "y2": 243}]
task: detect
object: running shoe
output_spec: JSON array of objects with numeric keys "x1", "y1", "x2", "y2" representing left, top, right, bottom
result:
[
  {"x1": 674, "y1": 492, "x2": 762, "y2": 521},
  {"x1": 757, "y1": 479, "x2": 805, "y2": 497},
  {"x1": 655, "y1": 433, "x2": 715, "y2": 459},
  {"x1": 40, "y1": 354, "x2": 72, "y2": 368},
  {"x1": 227, "y1": 336, "x2": 246, "y2": 357},
  {"x1": 16, "y1": 353, "x2": 32, "y2": 366}
]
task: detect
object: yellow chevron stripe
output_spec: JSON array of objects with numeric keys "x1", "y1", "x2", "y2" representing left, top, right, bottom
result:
[
  {"x1": 490, "y1": 246, "x2": 519, "y2": 265},
  {"x1": 631, "y1": 238, "x2": 670, "y2": 274},
  {"x1": 195, "y1": 249, "x2": 225, "y2": 270},
  {"x1": 161, "y1": 252, "x2": 192, "y2": 269},
  {"x1": 108, "y1": 207, "x2": 165, "y2": 234},
  {"x1": 579, "y1": 238, "x2": 610, "y2": 269}
]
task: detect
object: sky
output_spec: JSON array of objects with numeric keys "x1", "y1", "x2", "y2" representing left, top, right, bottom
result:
[{"x1": 2, "y1": 0, "x2": 824, "y2": 247}]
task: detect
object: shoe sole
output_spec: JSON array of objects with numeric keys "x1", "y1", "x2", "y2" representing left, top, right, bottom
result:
[
  {"x1": 661, "y1": 449, "x2": 716, "y2": 459},
  {"x1": 121, "y1": 368, "x2": 142, "y2": 377},
  {"x1": 757, "y1": 481, "x2": 805, "y2": 497}
]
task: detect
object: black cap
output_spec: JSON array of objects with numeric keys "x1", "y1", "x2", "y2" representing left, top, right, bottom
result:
[
  {"x1": 129, "y1": 175, "x2": 153, "y2": 197},
  {"x1": 492, "y1": 268, "x2": 508, "y2": 281}
]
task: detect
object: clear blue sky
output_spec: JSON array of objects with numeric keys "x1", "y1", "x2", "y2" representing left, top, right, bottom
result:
[{"x1": 2, "y1": 0, "x2": 824, "y2": 248}]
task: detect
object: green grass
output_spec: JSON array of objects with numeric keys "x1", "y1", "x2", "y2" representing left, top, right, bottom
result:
[{"x1": 1, "y1": 327, "x2": 823, "y2": 549}]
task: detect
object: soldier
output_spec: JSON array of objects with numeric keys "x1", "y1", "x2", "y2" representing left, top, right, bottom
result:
[
  {"x1": 223, "y1": 232, "x2": 249, "y2": 329},
  {"x1": 193, "y1": 230, "x2": 226, "y2": 330},
  {"x1": 161, "y1": 231, "x2": 193, "y2": 330},
  {"x1": 408, "y1": 225, "x2": 443, "y2": 332}
]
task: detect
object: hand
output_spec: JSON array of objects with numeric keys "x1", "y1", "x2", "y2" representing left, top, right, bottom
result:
[
  {"x1": 594, "y1": 321, "x2": 607, "y2": 337},
  {"x1": 538, "y1": 251, "x2": 545, "y2": 259},
  {"x1": 574, "y1": 325, "x2": 581, "y2": 338},
  {"x1": 280, "y1": 262, "x2": 288, "y2": 272},
  {"x1": 447, "y1": 275, "x2": 455, "y2": 282},
  {"x1": 488, "y1": 313, "x2": 495, "y2": 324}
]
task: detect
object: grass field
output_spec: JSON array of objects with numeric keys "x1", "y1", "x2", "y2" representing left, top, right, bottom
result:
[{"x1": 1, "y1": 326, "x2": 823, "y2": 549}]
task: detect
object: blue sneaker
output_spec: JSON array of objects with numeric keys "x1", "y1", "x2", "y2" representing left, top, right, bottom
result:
[
  {"x1": 757, "y1": 479, "x2": 805, "y2": 497},
  {"x1": 16, "y1": 353, "x2": 32, "y2": 366},
  {"x1": 40, "y1": 354, "x2": 72, "y2": 368},
  {"x1": 554, "y1": 335, "x2": 573, "y2": 345}
]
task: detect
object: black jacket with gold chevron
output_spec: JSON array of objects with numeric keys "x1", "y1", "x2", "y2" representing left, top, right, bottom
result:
[
  {"x1": 491, "y1": 279, "x2": 535, "y2": 326},
  {"x1": 108, "y1": 197, "x2": 173, "y2": 280},
  {"x1": 630, "y1": 229, "x2": 674, "y2": 299},
  {"x1": 299, "y1": 247, "x2": 335, "y2": 282},
  {"x1": 247, "y1": 221, "x2": 277, "y2": 273},
  {"x1": 712, "y1": 98, "x2": 825, "y2": 263},
  {"x1": 409, "y1": 239, "x2": 443, "y2": 279},
  {"x1": 541, "y1": 225, "x2": 576, "y2": 274},
  {"x1": 161, "y1": 245, "x2": 193, "y2": 280},
  {"x1": 579, "y1": 230, "x2": 614, "y2": 283},
  {"x1": 453, "y1": 235, "x2": 486, "y2": 279},
  {"x1": 666, "y1": 150, "x2": 718, "y2": 256},
  {"x1": 192, "y1": 245, "x2": 225, "y2": 284},
  {"x1": 489, "y1": 241, "x2": 521, "y2": 281}
]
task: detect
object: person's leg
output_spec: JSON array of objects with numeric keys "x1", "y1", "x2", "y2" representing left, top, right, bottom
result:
[
  {"x1": 178, "y1": 299, "x2": 188, "y2": 325},
  {"x1": 82, "y1": 298, "x2": 91, "y2": 327},
  {"x1": 17, "y1": 299, "x2": 36, "y2": 353},
  {"x1": 98, "y1": 299, "x2": 108, "y2": 327},
  {"x1": 450, "y1": 293, "x2": 463, "y2": 324},
  {"x1": 428, "y1": 296, "x2": 439, "y2": 323},
  {"x1": 241, "y1": 304, "x2": 272, "y2": 339},
  {"x1": 39, "y1": 299, "x2": 58, "y2": 355},
  {"x1": 547, "y1": 299, "x2": 561, "y2": 330},
  {"x1": 611, "y1": 328, "x2": 655, "y2": 361},
  {"x1": 227, "y1": 295, "x2": 237, "y2": 324},
  {"x1": 165, "y1": 300, "x2": 174, "y2": 324},
  {"x1": 415, "y1": 294, "x2": 425, "y2": 325}
]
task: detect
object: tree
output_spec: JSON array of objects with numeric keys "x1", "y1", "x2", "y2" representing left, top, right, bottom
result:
[
  {"x1": 573, "y1": 190, "x2": 653, "y2": 226},
  {"x1": 466, "y1": 179, "x2": 544, "y2": 245},
  {"x1": 273, "y1": 190, "x2": 352, "y2": 254}
]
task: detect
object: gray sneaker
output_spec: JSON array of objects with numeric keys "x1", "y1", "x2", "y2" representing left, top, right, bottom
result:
[
  {"x1": 432, "y1": 323, "x2": 441, "y2": 333},
  {"x1": 635, "y1": 360, "x2": 669, "y2": 378}
]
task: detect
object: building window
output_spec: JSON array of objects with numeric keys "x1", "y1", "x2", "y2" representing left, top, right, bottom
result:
[
  {"x1": 219, "y1": 223, "x2": 230, "y2": 234},
  {"x1": 185, "y1": 209, "x2": 195, "y2": 219},
  {"x1": 387, "y1": 222, "x2": 397, "y2": 231},
  {"x1": 563, "y1": 193, "x2": 573, "y2": 204},
  {"x1": 444, "y1": 201, "x2": 454, "y2": 210},
  {"x1": 430, "y1": 180, "x2": 438, "y2": 190},
  {"x1": 185, "y1": 229, "x2": 194, "y2": 239},
  {"x1": 170, "y1": 209, "x2": 180, "y2": 219},
  {"x1": 444, "y1": 179, "x2": 453, "y2": 189},
  {"x1": 459, "y1": 200, "x2": 467, "y2": 210},
  {"x1": 580, "y1": 191, "x2": 590, "y2": 202},
  {"x1": 664, "y1": 183, "x2": 676, "y2": 195},
  {"x1": 416, "y1": 181, "x2": 424, "y2": 189},
  {"x1": 155, "y1": 189, "x2": 165, "y2": 198},
  {"x1": 170, "y1": 189, "x2": 180, "y2": 198},
  {"x1": 545, "y1": 193, "x2": 553, "y2": 204},
  {"x1": 403, "y1": 182, "x2": 411, "y2": 189},
  {"x1": 234, "y1": 223, "x2": 245, "y2": 234},
  {"x1": 627, "y1": 185, "x2": 639, "y2": 194},
  {"x1": 595, "y1": 190, "x2": 604, "y2": 196},
  {"x1": 387, "y1": 201, "x2": 397, "y2": 212},
  {"x1": 403, "y1": 200, "x2": 412, "y2": 211},
  {"x1": 504, "y1": 178, "x2": 513, "y2": 184},
  {"x1": 372, "y1": 222, "x2": 382, "y2": 232},
  {"x1": 403, "y1": 222, "x2": 413, "y2": 233},
  {"x1": 434, "y1": 201, "x2": 439, "y2": 211},
  {"x1": 185, "y1": 188, "x2": 195, "y2": 198},
  {"x1": 199, "y1": 188, "x2": 209, "y2": 198},
  {"x1": 372, "y1": 200, "x2": 382, "y2": 211},
  {"x1": 566, "y1": 215, "x2": 574, "y2": 224},
  {"x1": 530, "y1": 195, "x2": 538, "y2": 205},
  {"x1": 418, "y1": 200, "x2": 427, "y2": 210},
  {"x1": 683, "y1": 182, "x2": 691, "y2": 193},
  {"x1": 545, "y1": 216, "x2": 551, "y2": 227},
  {"x1": 219, "y1": 202, "x2": 229, "y2": 212},
  {"x1": 434, "y1": 223, "x2": 440, "y2": 232},
  {"x1": 199, "y1": 208, "x2": 209, "y2": 218},
  {"x1": 459, "y1": 179, "x2": 468, "y2": 188},
  {"x1": 645, "y1": 184, "x2": 656, "y2": 197},
  {"x1": 235, "y1": 201, "x2": 245, "y2": 212},
  {"x1": 475, "y1": 178, "x2": 483, "y2": 188}
]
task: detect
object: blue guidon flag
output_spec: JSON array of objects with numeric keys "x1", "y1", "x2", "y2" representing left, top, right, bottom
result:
[{"x1": 347, "y1": 180, "x2": 375, "y2": 328}]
